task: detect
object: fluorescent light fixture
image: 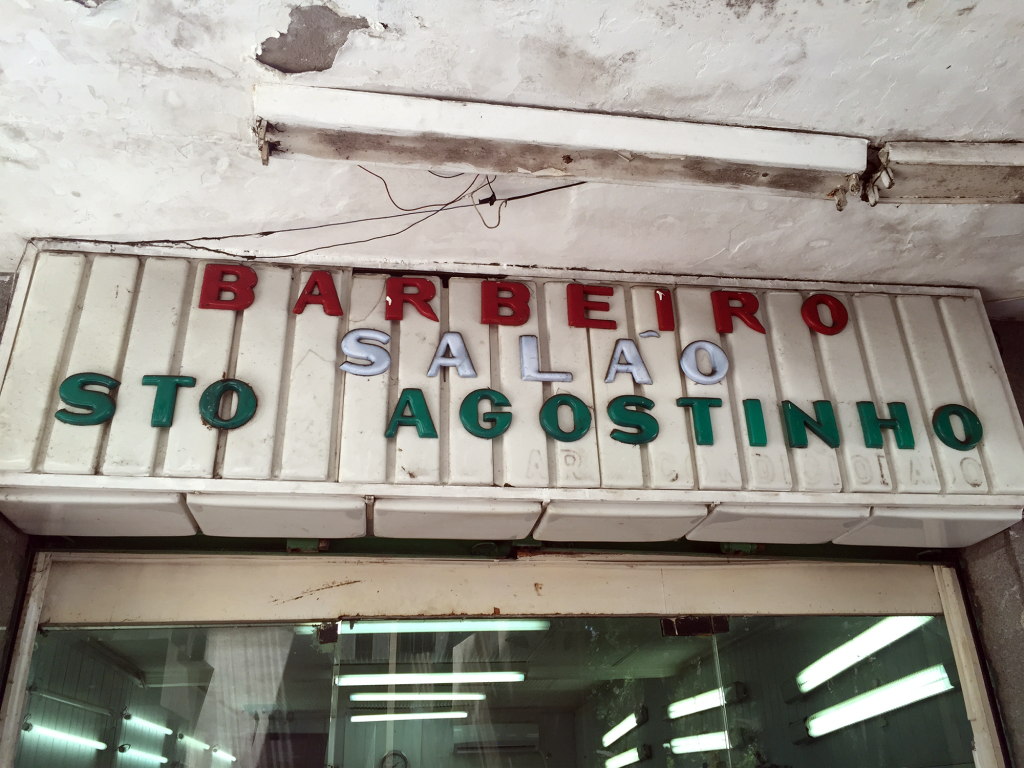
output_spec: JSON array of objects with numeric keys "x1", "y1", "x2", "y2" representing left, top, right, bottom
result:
[
  {"x1": 604, "y1": 746, "x2": 650, "y2": 768},
  {"x1": 806, "y1": 664, "x2": 954, "y2": 738},
  {"x1": 796, "y1": 616, "x2": 933, "y2": 693},
  {"x1": 351, "y1": 712, "x2": 469, "y2": 723},
  {"x1": 212, "y1": 748, "x2": 237, "y2": 762},
  {"x1": 668, "y1": 689, "x2": 725, "y2": 720},
  {"x1": 602, "y1": 707, "x2": 647, "y2": 747},
  {"x1": 121, "y1": 748, "x2": 168, "y2": 764},
  {"x1": 336, "y1": 672, "x2": 524, "y2": 686},
  {"x1": 350, "y1": 692, "x2": 486, "y2": 702},
  {"x1": 24, "y1": 724, "x2": 107, "y2": 750},
  {"x1": 124, "y1": 714, "x2": 173, "y2": 736},
  {"x1": 339, "y1": 619, "x2": 550, "y2": 634},
  {"x1": 179, "y1": 735, "x2": 211, "y2": 750},
  {"x1": 669, "y1": 732, "x2": 732, "y2": 754}
]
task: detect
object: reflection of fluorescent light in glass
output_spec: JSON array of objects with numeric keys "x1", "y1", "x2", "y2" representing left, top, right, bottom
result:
[
  {"x1": 670, "y1": 732, "x2": 731, "y2": 754},
  {"x1": 25, "y1": 725, "x2": 107, "y2": 750},
  {"x1": 124, "y1": 715, "x2": 173, "y2": 736},
  {"x1": 602, "y1": 707, "x2": 647, "y2": 747},
  {"x1": 336, "y1": 672, "x2": 524, "y2": 686},
  {"x1": 806, "y1": 664, "x2": 953, "y2": 738},
  {"x1": 352, "y1": 712, "x2": 469, "y2": 723},
  {"x1": 605, "y1": 746, "x2": 649, "y2": 768},
  {"x1": 350, "y1": 693, "x2": 485, "y2": 702},
  {"x1": 123, "y1": 749, "x2": 168, "y2": 764},
  {"x1": 797, "y1": 616, "x2": 933, "y2": 693},
  {"x1": 212, "y1": 748, "x2": 237, "y2": 762},
  {"x1": 180, "y1": 735, "x2": 210, "y2": 750},
  {"x1": 339, "y1": 619, "x2": 550, "y2": 634},
  {"x1": 668, "y1": 689, "x2": 725, "y2": 720}
]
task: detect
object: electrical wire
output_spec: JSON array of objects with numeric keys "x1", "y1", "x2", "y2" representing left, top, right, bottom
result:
[{"x1": 358, "y1": 165, "x2": 480, "y2": 212}]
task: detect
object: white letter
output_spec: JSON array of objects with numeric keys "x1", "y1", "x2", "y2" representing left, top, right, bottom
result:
[
  {"x1": 427, "y1": 332, "x2": 477, "y2": 378},
  {"x1": 680, "y1": 340, "x2": 729, "y2": 385},
  {"x1": 604, "y1": 339, "x2": 653, "y2": 385},
  {"x1": 340, "y1": 329, "x2": 391, "y2": 376},
  {"x1": 519, "y1": 336, "x2": 572, "y2": 382}
]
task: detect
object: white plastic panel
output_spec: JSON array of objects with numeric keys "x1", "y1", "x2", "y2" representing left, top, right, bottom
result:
[
  {"x1": 687, "y1": 504, "x2": 870, "y2": 544},
  {"x1": 535, "y1": 501, "x2": 706, "y2": 542},
  {"x1": 186, "y1": 493, "x2": 365, "y2": 538},
  {"x1": 835, "y1": 506, "x2": 1023, "y2": 548},
  {"x1": 0, "y1": 253, "x2": 85, "y2": 471},
  {"x1": 373, "y1": 498, "x2": 541, "y2": 539},
  {"x1": 0, "y1": 488, "x2": 196, "y2": 536}
]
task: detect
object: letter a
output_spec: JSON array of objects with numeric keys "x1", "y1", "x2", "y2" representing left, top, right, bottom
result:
[{"x1": 604, "y1": 339, "x2": 653, "y2": 385}]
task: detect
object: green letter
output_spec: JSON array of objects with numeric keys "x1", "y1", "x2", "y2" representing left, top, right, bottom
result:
[
  {"x1": 460, "y1": 389, "x2": 512, "y2": 439},
  {"x1": 607, "y1": 395, "x2": 659, "y2": 445},
  {"x1": 742, "y1": 399, "x2": 767, "y2": 447},
  {"x1": 540, "y1": 394, "x2": 592, "y2": 442},
  {"x1": 55, "y1": 372, "x2": 120, "y2": 426},
  {"x1": 676, "y1": 397, "x2": 722, "y2": 445},
  {"x1": 385, "y1": 388, "x2": 438, "y2": 438},
  {"x1": 933, "y1": 404, "x2": 983, "y2": 451},
  {"x1": 857, "y1": 401, "x2": 914, "y2": 449},
  {"x1": 782, "y1": 400, "x2": 840, "y2": 449},
  {"x1": 142, "y1": 375, "x2": 196, "y2": 427},
  {"x1": 199, "y1": 379, "x2": 258, "y2": 430}
]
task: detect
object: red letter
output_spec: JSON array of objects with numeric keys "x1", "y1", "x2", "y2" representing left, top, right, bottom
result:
[
  {"x1": 710, "y1": 291, "x2": 765, "y2": 334},
  {"x1": 481, "y1": 281, "x2": 530, "y2": 326},
  {"x1": 654, "y1": 288, "x2": 675, "y2": 332},
  {"x1": 385, "y1": 277, "x2": 439, "y2": 322},
  {"x1": 293, "y1": 271, "x2": 343, "y2": 316},
  {"x1": 567, "y1": 284, "x2": 616, "y2": 330},
  {"x1": 801, "y1": 294, "x2": 848, "y2": 335},
  {"x1": 198, "y1": 264, "x2": 258, "y2": 311}
]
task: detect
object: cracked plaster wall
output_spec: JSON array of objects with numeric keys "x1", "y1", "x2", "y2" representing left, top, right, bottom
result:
[{"x1": 2, "y1": 0, "x2": 1024, "y2": 299}]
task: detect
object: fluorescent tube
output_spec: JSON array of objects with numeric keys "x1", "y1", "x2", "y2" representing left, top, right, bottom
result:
[
  {"x1": 212, "y1": 748, "x2": 237, "y2": 762},
  {"x1": 351, "y1": 712, "x2": 469, "y2": 723},
  {"x1": 336, "y1": 672, "x2": 524, "y2": 686},
  {"x1": 350, "y1": 692, "x2": 485, "y2": 702},
  {"x1": 601, "y1": 707, "x2": 647, "y2": 747},
  {"x1": 24, "y1": 724, "x2": 107, "y2": 750},
  {"x1": 180, "y1": 735, "x2": 210, "y2": 750},
  {"x1": 670, "y1": 732, "x2": 731, "y2": 754},
  {"x1": 797, "y1": 616, "x2": 934, "y2": 693},
  {"x1": 604, "y1": 747, "x2": 649, "y2": 768},
  {"x1": 124, "y1": 714, "x2": 173, "y2": 736},
  {"x1": 806, "y1": 664, "x2": 954, "y2": 738},
  {"x1": 668, "y1": 689, "x2": 725, "y2": 720},
  {"x1": 339, "y1": 619, "x2": 550, "y2": 634},
  {"x1": 122, "y1": 749, "x2": 168, "y2": 764}
]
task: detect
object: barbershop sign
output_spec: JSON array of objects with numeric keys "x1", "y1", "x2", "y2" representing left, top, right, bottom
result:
[{"x1": 0, "y1": 252, "x2": 1021, "y2": 547}]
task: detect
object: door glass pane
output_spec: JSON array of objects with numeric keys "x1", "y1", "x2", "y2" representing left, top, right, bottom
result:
[{"x1": 12, "y1": 615, "x2": 975, "y2": 768}]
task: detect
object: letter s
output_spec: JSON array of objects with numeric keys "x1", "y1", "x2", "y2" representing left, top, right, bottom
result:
[{"x1": 340, "y1": 329, "x2": 392, "y2": 376}]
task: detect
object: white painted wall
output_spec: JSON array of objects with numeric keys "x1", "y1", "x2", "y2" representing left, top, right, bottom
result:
[{"x1": 3, "y1": 0, "x2": 1024, "y2": 299}]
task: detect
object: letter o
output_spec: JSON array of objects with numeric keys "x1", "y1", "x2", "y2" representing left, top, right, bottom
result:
[
  {"x1": 200, "y1": 379, "x2": 258, "y2": 430},
  {"x1": 540, "y1": 394, "x2": 592, "y2": 442},
  {"x1": 680, "y1": 341, "x2": 729, "y2": 385},
  {"x1": 801, "y1": 294, "x2": 849, "y2": 335},
  {"x1": 933, "y1": 404, "x2": 983, "y2": 451}
]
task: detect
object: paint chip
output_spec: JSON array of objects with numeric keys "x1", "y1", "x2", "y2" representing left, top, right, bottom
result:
[{"x1": 257, "y1": 6, "x2": 368, "y2": 74}]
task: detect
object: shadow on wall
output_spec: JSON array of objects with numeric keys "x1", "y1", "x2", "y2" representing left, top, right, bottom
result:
[{"x1": 257, "y1": 6, "x2": 368, "y2": 74}]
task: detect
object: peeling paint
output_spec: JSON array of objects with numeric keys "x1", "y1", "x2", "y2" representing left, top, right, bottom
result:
[{"x1": 257, "y1": 6, "x2": 368, "y2": 74}]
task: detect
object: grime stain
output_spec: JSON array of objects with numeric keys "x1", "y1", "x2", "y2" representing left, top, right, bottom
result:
[
  {"x1": 257, "y1": 6, "x2": 368, "y2": 74},
  {"x1": 723, "y1": 0, "x2": 779, "y2": 18}
]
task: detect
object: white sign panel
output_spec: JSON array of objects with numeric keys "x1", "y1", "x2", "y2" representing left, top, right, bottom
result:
[{"x1": 0, "y1": 252, "x2": 1021, "y2": 546}]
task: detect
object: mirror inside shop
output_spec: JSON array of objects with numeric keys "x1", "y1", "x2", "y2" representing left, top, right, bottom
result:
[{"x1": 14, "y1": 615, "x2": 974, "y2": 768}]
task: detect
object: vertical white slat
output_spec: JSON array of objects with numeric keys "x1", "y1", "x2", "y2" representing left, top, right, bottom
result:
[
  {"x1": 940, "y1": 295, "x2": 1024, "y2": 493},
  {"x1": 446, "y1": 278, "x2": 493, "y2": 486},
  {"x1": 814, "y1": 293, "x2": 893, "y2": 492},
  {"x1": 102, "y1": 258, "x2": 189, "y2": 476},
  {"x1": 765, "y1": 291, "x2": 842, "y2": 491},
  {"x1": 898, "y1": 295, "x2": 989, "y2": 493},
  {"x1": 630, "y1": 286, "x2": 695, "y2": 489},
  {"x1": 588, "y1": 284, "x2": 644, "y2": 488},
  {"x1": 279, "y1": 270, "x2": 346, "y2": 481},
  {"x1": 495, "y1": 281, "x2": 549, "y2": 488},
  {"x1": 853, "y1": 293, "x2": 941, "y2": 492},
  {"x1": 222, "y1": 265, "x2": 292, "y2": 480},
  {"x1": 543, "y1": 282, "x2": 601, "y2": 488},
  {"x1": 673, "y1": 287, "x2": 743, "y2": 490},
  {"x1": 162, "y1": 262, "x2": 236, "y2": 478},
  {"x1": 338, "y1": 275, "x2": 390, "y2": 484},
  {"x1": 721, "y1": 291, "x2": 793, "y2": 491},
  {"x1": 42, "y1": 257, "x2": 139, "y2": 474},
  {"x1": 0, "y1": 254, "x2": 85, "y2": 471},
  {"x1": 394, "y1": 275, "x2": 442, "y2": 484}
]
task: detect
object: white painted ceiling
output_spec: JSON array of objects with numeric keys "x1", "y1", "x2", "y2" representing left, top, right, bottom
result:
[{"x1": 3, "y1": 0, "x2": 1024, "y2": 301}]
